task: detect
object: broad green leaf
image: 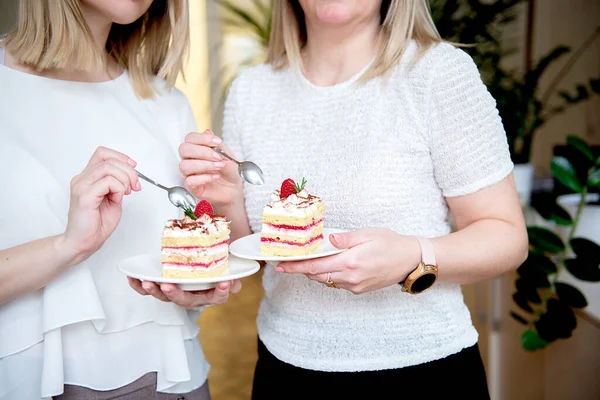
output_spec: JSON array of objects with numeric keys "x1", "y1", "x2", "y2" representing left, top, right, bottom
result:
[
  {"x1": 566, "y1": 135, "x2": 594, "y2": 161},
  {"x1": 564, "y1": 258, "x2": 600, "y2": 282},
  {"x1": 597, "y1": 156, "x2": 600, "y2": 167},
  {"x1": 545, "y1": 299, "x2": 577, "y2": 338},
  {"x1": 527, "y1": 226, "x2": 566, "y2": 254},
  {"x1": 516, "y1": 278, "x2": 542, "y2": 303},
  {"x1": 590, "y1": 78, "x2": 600, "y2": 94},
  {"x1": 555, "y1": 282, "x2": 588, "y2": 308},
  {"x1": 522, "y1": 252, "x2": 557, "y2": 274},
  {"x1": 521, "y1": 329, "x2": 550, "y2": 351},
  {"x1": 517, "y1": 262, "x2": 551, "y2": 289},
  {"x1": 589, "y1": 169, "x2": 600, "y2": 187},
  {"x1": 570, "y1": 238, "x2": 600, "y2": 265},
  {"x1": 512, "y1": 292, "x2": 533, "y2": 313},
  {"x1": 550, "y1": 156, "x2": 582, "y2": 193},
  {"x1": 510, "y1": 311, "x2": 528, "y2": 325},
  {"x1": 533, "y1": 196, "x2": 573, "y2": 227}
]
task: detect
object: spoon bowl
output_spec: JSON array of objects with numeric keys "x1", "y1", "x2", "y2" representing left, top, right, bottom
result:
[
  {"x1": 239, "y1": 161, "x2": 265, "y2": 185},
  {"x1": 214, "y1": 148, "x2": 265, "y2": 185},
  {"x1": 136, "y1": 171, "x2": 197, "y2": 212}
]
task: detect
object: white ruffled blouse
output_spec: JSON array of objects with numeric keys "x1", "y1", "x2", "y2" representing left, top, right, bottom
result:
[{"x1": 0, "y1": 47, "x2": 209, "y2": 399}]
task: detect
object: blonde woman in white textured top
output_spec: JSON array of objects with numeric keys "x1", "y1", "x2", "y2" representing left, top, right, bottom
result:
[
  {"x1": 145, "y1": 0, "x2": 528, "y2": 398},
  {"x1": 0, "y1": 1, "x2": 241, "y2": 399}
]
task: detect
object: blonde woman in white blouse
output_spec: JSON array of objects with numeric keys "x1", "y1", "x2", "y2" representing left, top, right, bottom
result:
[
  {"x1": 0, "y1": 1, "x2": 240, "y2": 399},
  {"x1": 144, "y1": 0, "x2": 528, "y2": 398}
]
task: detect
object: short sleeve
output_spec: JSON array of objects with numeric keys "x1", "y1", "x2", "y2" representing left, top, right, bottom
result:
[
  {"x1": 221, "y1": 75, "x2": 245, "y2": 161},
  {"x1": 428, "y1": 46, "x2": 513, "y2": 197}
]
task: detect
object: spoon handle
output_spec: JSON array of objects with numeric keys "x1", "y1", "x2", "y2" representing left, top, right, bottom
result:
[
  {"x1": 136, "y1": 170, "x2": 169, "y2": 191},
  {"x1": 214, "y1": 147, "x2": 241, "y2": 165}
]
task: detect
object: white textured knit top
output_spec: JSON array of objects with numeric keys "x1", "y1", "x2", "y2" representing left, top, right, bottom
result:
[
  {"x1": 222, "y1": 41, "x2": 513, "y2": 372},
  {"x1": 0, "y1": 47, "x2": 209, "y2": 399}
]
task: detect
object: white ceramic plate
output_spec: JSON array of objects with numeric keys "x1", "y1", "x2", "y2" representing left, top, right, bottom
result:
[
  {"x1": 229, "y1": 228, "x2": 348, "y2": 262},
  {"x1": 117, "y1": 253, "x2": 260, "y2": 291}
]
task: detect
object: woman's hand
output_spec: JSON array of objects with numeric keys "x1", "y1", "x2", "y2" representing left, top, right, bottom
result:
[
  {"x1": 128, "y1": 278, "x2": 242, "y2": 309},
  {"x1": 178, "y1": 130, "x2": 243, "y2": 210},
  {"x1": 275, "y1": 229, "x2": 422, "y2": 294},
  {"x1": 62, "y1": 146, "x2": 140, "y2": 261}
]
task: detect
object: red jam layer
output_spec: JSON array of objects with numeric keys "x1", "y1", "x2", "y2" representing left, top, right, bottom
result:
[
  {"x1": 162, "y1": 240, "x2": 229, "y2": 250},
  {"x1": 260, "y1": 234, "x2": 324, "y2": 246},
  {"x1": 263, "y1": 219, "x2": 324, "y2": 231},
  {"x1": 162, "y1": 256, "x2": 227, "y2": 268}
]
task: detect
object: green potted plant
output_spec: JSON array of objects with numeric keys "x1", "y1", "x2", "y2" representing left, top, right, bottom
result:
[
  {"x1": 432, "y1": 0, "x2": 600, "y2": 206},
  {"x1": 216, "y1": 0, "x2": 599, "y2": 207},
  {"x1": 511, "y1": 135, "x2": 600, "y2": 350}
]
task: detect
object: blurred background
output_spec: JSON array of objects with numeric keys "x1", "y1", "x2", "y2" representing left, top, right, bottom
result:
[{"x1": 1, "y1": 1, "x2": 599, "y2": 399}]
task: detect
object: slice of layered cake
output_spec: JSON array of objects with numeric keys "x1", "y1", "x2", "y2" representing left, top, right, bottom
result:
[
  {"x1": 260, "y1": 178, "x2": 325, "y2": 256},
  {"x1": 161, "y1": 200, "x2": 230, "y2": 278}
]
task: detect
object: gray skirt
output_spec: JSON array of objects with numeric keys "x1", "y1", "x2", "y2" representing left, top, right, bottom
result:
[{"x1": 53, "y1": 373, "x2": 210, "y2": 400}]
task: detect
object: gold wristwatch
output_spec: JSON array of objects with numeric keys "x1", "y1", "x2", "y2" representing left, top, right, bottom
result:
[{"x1": 400, "y1": 237, "x2": 438, "y2": 294}]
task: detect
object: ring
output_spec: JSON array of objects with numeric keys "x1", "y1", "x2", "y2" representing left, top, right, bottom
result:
[
  {"x1": 325, "y1": 272, "x2": 340, "y2": 289},
  {"x1": 325, "y1": 272, "x2": 333, "y2": 286}
]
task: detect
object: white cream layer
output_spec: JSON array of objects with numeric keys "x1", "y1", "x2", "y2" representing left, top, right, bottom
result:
[
  {"x1": 161, "y1": 243, "x2": 228, "y2": 256},
  {"x1": 162, "y1": 257, "x2": 228, "y2": 270},
  {"x1": 263, "y1": 189, "x2": 323, "y2": 218}
]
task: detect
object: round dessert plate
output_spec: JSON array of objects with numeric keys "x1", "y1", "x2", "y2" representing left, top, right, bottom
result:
[
  {"x1": 229, "y1": 228, "x2": 348, "y2": 262},
  {"x1": 117, "y1": 254, "x2": 260, "y2": 291}
]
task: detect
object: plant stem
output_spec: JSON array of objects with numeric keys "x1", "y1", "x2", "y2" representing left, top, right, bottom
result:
[
  {"x1": 524, "y1": 0, "x2": 536, "y2": 73},
  {"x1": 539, "y1": 26, "x2": 600, "y2": 107}
]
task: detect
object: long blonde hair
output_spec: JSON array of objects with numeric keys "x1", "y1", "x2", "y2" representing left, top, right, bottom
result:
[
  {"x1": 268, "y1": 0, "x2": 443, "y2": 81},
  {"x1": 2, "y1": 0, "x2": 189, "y2": 98}
]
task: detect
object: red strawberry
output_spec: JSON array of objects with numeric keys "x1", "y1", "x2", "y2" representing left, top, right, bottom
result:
[
  {"x1": 280, "y1": 178, "x2": 297, "y2": 199},
  {"x1": 194, "y1": 200, "x2": 214, "y2": 218}
]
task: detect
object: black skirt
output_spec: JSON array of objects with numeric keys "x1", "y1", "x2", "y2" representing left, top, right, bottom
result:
[{"x1": 252, "y1": 338, "x2": 490, "y2": 400}]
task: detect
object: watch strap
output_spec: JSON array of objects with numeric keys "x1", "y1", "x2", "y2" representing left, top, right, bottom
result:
[{"x1": 416, "y1": 236, "x2": 436, "y2": 266}]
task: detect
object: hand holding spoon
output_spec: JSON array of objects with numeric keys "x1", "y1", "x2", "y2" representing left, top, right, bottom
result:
[
  {"x1": 136, "y1": 171, "x2": 197, "y2": 212},
  {"x1": 213, "y1": 147, "x2": 265, "y2": 185}
]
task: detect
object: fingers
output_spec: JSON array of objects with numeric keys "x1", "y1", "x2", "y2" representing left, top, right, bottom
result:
[
  {"x1": 179, "y1": 142, "x2": 224, "y2": 162},
  {"x1": 210, "y1": 281, "x2": 233, "y2": 304},
  {"x1": 159, "y1": 283, "x2": 193, "y2": 306},
  {"x1": 276, "y1": 254, "x2": 346, "y2": 275},
  {"x1": 183, "y1": 130, "x2": 222, "y2": 147},
  {"x1": 141, "y1": 281, "x2": 170, "y2": 302},
  {"x1": 230, "y1": 279, "x2": 242, "y2": 294},
  {"x1": 128, "y1": 277, "x2": 148, "y2": 296},
  {"x1": 81, "y1": 176, "x2": 126, "y2": 207},
  {"x1": 184, "y1": 173, "x2": 221, "y2": 188},
  {"x1": 85, "y1": 146, "x2": 136, "y2": 170},
  {"x1": 157, "y1": 281, "x2": 236, "y2": 309},
  {"x1": 132, "y1": 279, "x2": 240, "y2": 309},
  {"x1": 180, "y1": 159, "x2": 224, "y2": 178},
  {"x1": 329, "y1": 230, "x2": 372, "y2": 249},
  {"x1": 76, "y1": 159, "x2": 140, "y2": 195},
  {"x1": 306, "y1": 271, "x2": 341, "y2": 285}
]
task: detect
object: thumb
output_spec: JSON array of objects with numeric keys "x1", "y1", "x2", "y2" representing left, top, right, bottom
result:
[{"x1": 329, "y1": 229, "x2": 370, "y2": 249}]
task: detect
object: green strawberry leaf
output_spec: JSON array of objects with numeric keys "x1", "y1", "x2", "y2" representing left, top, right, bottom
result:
[{"x1": 184, "y1": 208, "x2": 198, "y2": 220}]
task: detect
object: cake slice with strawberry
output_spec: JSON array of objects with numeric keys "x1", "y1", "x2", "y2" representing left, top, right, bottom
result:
[
  {"x1": 161, "y1": 200, "x2": 231, "y2": 278},
  {"x1": 260, "y1": 178, "x2": 326, "y2": 256}
]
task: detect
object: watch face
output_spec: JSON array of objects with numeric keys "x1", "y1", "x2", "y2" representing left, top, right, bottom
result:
[{"x1": 411, "y1": 273, "x2": 436, "y2": 293}]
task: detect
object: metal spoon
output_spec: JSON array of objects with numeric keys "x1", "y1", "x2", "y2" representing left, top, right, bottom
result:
[
  {"x1": 214, "y1": 147, "x2": 265, "y2": 185},
  {"x1": 136, "y1": 171, "x2": 197, "y2": 211}
]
